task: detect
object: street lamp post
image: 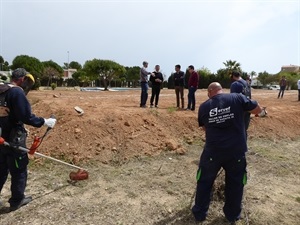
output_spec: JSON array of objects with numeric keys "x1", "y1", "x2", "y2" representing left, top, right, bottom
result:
[{"x1": 67, "y1": 51, "x2": 70, "y2": 69}]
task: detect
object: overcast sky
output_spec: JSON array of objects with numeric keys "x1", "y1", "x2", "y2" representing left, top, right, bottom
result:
[{"x1": 0, "y1": 0, "x2": 299, "y2": 76}]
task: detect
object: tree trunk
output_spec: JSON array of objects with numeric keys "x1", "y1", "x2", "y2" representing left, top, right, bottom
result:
[{"x1": 103, "y1": 79, "x2": 108, "y2": 91}]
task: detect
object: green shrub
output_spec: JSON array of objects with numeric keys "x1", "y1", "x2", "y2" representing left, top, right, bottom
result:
[{"x1": 51, "y1": 83, "x2": 57, "y2": 90}]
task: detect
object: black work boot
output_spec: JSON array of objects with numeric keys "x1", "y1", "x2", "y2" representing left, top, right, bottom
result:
[{"x1": 10, "y1": 196, "x2": 32, "y2": 211}]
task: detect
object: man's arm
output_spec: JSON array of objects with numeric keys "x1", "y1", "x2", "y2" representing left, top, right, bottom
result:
[
  {"x1": 240, "y1": 94, "x2": 265, "y2": 116},
  {"x1": 180, "y1": 71, "x2": 184, "y2": 79},
  {"x1": 9, "y1": 88, "x2": 44, "y2": 127},
  {"x1": 159, "y1": 73, "x2": 164, "y2": 82},
  {"x1": 249, "y1": 104, "x2": 263, "y2": 115},
  {"x1": 198, "y1": 105, "x2": 206, "y2": 131},
  {"x1": 140, "y1": 67, "x2": 150, "y2": 76}
]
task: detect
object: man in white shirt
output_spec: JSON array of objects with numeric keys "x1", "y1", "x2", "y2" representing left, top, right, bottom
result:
[{"x1": 139, "y1": 61, "x2": 154, "y2": 108}]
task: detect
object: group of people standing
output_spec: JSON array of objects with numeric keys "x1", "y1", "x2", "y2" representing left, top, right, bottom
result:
[
  {"x1": 140, "y1": 61, "x2": 270, "y2": 223},
  {"x1": 139, "y1": 61, "x2": 265, "y2": 223},
  {"x1": 139, "y1": 61, "x2": 164, "y2": 108},
  {"x1": 139, "y1": 61, "x2": 199, "y2": 111}
]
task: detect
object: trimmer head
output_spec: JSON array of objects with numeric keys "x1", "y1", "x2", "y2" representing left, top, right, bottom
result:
[{"x1": 69, "y1": 169, "x2": 89, "y2": 181}]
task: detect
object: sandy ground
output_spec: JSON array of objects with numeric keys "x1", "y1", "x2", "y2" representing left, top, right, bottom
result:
[{"x1": 0, "y1": 88, "x2": 299, "y2": 225}]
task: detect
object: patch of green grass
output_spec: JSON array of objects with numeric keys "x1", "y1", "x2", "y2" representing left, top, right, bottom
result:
[
  {"x1": 167, "y1": 107, "x2": 177, "y2": 113},
  {"x1": 296, "y1": 197, "x2": 300, "y2": 203}
]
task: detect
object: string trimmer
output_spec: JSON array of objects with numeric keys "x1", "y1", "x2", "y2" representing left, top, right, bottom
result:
[{"x1": 0, "y1": 124, "x2": 88, "y2": 181}]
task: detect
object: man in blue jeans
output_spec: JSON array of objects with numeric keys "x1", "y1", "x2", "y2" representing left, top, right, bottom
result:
[
  {"x1": 277, "y1": 76, "x2": 287, "y2": 99},
  {"x1": 186, "y1": 65, "x2": 199, "y2": 111},
  {"x1": 139, "y1": 61, "x2": 154, "y2": 108},
  {"x1": 192, "y1": 82, "x2": 265, "y2": 224}
]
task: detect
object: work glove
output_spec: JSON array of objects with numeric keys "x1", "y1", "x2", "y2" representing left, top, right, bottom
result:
[
  {"x1": 44, "y1": 118, "x2": 56, "y2": 128},
  {"x1": 255, "y1": 107, "x2": 267, "y2": 117}
]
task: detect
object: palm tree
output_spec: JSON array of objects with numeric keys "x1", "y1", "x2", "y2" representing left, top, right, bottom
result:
[
  {"x1": 250, "y1": 71, "x2": 257, "y2": 79},
  {"x1": 223, "y1": 60, "x2": 241, "y2": 76}
]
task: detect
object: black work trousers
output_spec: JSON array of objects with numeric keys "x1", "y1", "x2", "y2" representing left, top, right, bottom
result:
[
  {"x1": 150, "y1": 85, "x2": 161, "y2": 106},
  {"x1": 0, "y1": 146, "x2": 28, "y2": 207},
  {"x1": 192, "y1": 148, "x2": 247, "y2": 222}
]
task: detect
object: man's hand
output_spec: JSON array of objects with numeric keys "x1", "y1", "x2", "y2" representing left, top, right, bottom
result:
[
  {"x1": 44, "y1": 118, "x2": 56, "y2": 128},
  {"x1": 255, "y1": 107, "x2": 267, "y2": 117}
]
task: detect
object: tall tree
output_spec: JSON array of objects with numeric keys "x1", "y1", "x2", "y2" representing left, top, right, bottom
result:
[
  {"x1": 125, "y1": 66, "x2": 140, "y2": 87},
  {"x1": 72, "y1": 71, "x2": 90, "y2": 87},
  {"x1": 168, "y1": 73, "x2": 174, "y2": 89},
  {"x1": 223, "y1": 60, "x2": 241, "y2": 76},
  {"x1": 11, "y1": 55, "x2": 44, "y2": 80},
  {"x1": 43, "y1": 67, "x2": 61, "y2": 86},
  {"x1": 216, "y1": 68, "x2": 231, "y2": 88},
  {"x1": 0, "y1": 55, "x2": 9, "y2": 71},
  {"x1": 257, "y1": 71, "x2": 271, "y2": 87},
  {"x1": 250, "y1": 71, "x2": 257, "y2": 79},
  {"x1": 42, "y1": 60, "x2": 63, "y2": 74},
  {"x1": 197, "y1": 67, "x2": 216, "y2": 88},
  {"x1": 83, "y1": 59, "x2": 126, "y2": 90},
  {"x1": 69, "y1": 61, "x2": 82, "y2": 70}
]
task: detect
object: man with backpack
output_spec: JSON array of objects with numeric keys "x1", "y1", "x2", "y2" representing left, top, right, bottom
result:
[
  {"x1": 0, "y1": 68, "x2": 56, "y2": 211},
  {"x1": 230, "y1": 71, "x2": 252, "y2": 131}
]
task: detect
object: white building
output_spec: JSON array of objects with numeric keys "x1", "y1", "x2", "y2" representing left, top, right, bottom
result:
[
  {"x1": 281, "y1": 65, "x2": 300, "y2": 73},
  {"x1": 63, "y1": 68, "x2": 77, "y2": 80}
]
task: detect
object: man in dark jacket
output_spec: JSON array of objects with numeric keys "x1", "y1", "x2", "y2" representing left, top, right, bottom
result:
[
  {"x1": 186, "y1": 65, "x2": 199, "y2": 111},
  {"x1": 0, "y1": 68, "x2": 56, "y2": 211},
  {"x1": 173, "y1": 64, "x2": 185, "y2": 109},
  {"x1": 230, "y1": 71, "x2": 252, "y2": 132},
  {"x1": 150, "y1": 65, "x2": 163, "y2": 108}
]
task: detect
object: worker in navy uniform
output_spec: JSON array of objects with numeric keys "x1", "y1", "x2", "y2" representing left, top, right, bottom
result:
[
  {"x1": 230, "y1": 71, "x2": 252, "y2": 132},
  {"x1": 192, "y1": 82, "x2": 265, "y2": 223},
  {"x1": 0, "y1": 68, "x2": 56, "y2": 211}
]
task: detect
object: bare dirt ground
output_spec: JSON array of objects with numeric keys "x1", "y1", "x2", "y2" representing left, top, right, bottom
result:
[{"x1": 0, "y1": 88, "x2": 299, "y2": 225}]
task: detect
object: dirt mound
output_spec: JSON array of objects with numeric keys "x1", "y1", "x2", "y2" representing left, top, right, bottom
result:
[
  {"x1": 1, "y1": 88, "x2": 299, "y2": 225},
  {"x1": 26, "y1": 89, "x2": 300, "y2": 165}
]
